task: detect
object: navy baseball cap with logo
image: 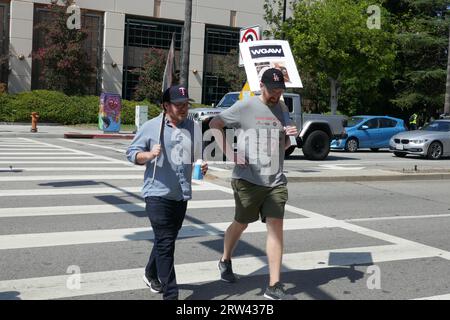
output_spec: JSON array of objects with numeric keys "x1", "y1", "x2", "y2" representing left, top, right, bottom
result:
[
  {"x1": 261, "y1": 68, "x2": 286, "y2": 90},
  {"x1": 162, "y1": 85, "x2": 190, "y2": 103}
]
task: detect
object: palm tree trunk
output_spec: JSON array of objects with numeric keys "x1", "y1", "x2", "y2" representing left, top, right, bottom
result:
[{"x1": 180, "y1": 0, "x2": 192, "y2": 88}]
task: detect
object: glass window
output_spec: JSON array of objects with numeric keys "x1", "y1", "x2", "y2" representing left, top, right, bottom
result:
[
  {"x1": 284, "y1": 97, "x2": 293, "y2": 113},
  {"x1": 217, "y1": 92, "x2": 239, "y2": 108},
  {"x1": 0, "y1": 1, "x2": 9, "y2": 86},
  {"x1": 203, "y1": 26, "x2": 240, "y2": 106},
  {"x1": 364, "y1": 118, "x2": 379, "y2": 129},
  {"x1": 379, "y1": 118, "x2": 397, "y2": 128},
  {"x1": 32, "y1": 7, "x2": 104, "y2": 95},
  {"x1": 347, "y1": 117, "x2": 365, "y2": 127},
  {"x1": 422, "y1": 121, "x2": 450, "y2": 132},
  {"x1": 123, "y1": 17, "x2": 183, "y2": 100}
]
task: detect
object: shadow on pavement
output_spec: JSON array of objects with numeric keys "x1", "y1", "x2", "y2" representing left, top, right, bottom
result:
[{"x1": 180, "y1": 267, "x2": 365, "y2": 300}]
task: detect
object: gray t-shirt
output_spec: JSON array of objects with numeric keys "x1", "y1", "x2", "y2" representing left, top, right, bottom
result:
[{"x1": 217, "y1": 96, "x2": 291, "y2": 187}]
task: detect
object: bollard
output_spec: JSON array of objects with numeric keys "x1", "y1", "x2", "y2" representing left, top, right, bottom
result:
[{"x1": 31, "y1": 112, "x2": 39, "y2": 133}]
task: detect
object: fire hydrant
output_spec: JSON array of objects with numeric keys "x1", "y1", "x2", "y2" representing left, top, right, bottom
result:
[{"x1": 31, "y1": 112, "x2": 39, "y2": 133}]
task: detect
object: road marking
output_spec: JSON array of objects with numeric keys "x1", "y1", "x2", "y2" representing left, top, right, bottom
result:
[
  {"x1": 62, "y1": 139, "x2": 127, "y2": 153},
  {"x1": 0, "y1": 174, "x2": 144, "y2": 182},
  {"x1": 0, "y1": 217, "x2": 319, "y2": 249},
  {"x1": 0, "y1": 184, "x2": 214, "y2": 198},
  {"x1": 413, "y1": 293, "x2": 450, "y2": 300},
  {"x1": 0, "y1": 167, "x2": 143, "y2": 172},
  {"x1": 0, "y1": 243, "x2": 438, "y2": 300},
  {"x1": 0, "y1": 148, "x2": 67, "y2": 151},
  {"x1": 20, "y1": 138, "x2": 133, "y2": 166},
  {"x1": 0, "y1": 157, "x2": 100, "y2": 160},
  {"x1": 319, "y1": 164, "x2": 366, "y2": 171},
  {"x1": 0, "y1": 191, "x2": 228, "y2": 217},
  {"x1": 0, "y1": 152, "x2": 82, "y2": 155},
  {"x1": 346, "y1": 214, "x2": 450, "y2": 222},
  {"x1": 0, "y1": 161, "x2": 126, "y2": 164}
]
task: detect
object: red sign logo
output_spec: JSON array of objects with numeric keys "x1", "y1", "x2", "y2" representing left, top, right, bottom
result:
[{"x1": 241, "y1": 28, "x2": 259, "y2": 43}]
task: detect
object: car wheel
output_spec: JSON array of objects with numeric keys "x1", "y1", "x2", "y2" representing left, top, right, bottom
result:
[
  {"x1": 427, "y1": 141, "x2": 443, "y2": 160},
  {"x1": 345, "y1": 138, "x2": 358, "y2": 152},
  {"x1": 394, "y1": 152, "x2": 407, "y2": 158},
  {"x1": 302, "y1": 130, "x2": 330, "y2": 160},
  {"x1": 285, "y1": 146, "x2": 296, "y2": 158},
  {"x1": 370, "y1": 148, "x2": 380, "y2": 152}
]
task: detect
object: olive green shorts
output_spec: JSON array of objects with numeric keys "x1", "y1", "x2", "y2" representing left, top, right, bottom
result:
[{"x1": 231, "y1": 179, "x2": 288, "y2": 224}]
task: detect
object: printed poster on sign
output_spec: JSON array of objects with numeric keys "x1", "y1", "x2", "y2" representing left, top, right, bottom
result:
[
  {"x1": 98, "y1": 93, "x2": 122, "y2": 133},
  {"x1": 239, "y1": 40, "x2": 303, "y2": 92}
]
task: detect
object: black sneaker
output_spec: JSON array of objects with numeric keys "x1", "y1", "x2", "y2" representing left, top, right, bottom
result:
[
  {"x1": 264, "y1": 282, "x2": 296, "y2": 300},
  {"x1": 143, "y1": 274, "x2": 163, "y2": 293},
  {"x1": 218, "y1": 259, "x2": 237, "y2": 283}
]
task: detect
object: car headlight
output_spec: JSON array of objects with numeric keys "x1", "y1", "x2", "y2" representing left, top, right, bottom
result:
[{"x1": 410, "y1": 139, "x2": 428, "y2": 144}]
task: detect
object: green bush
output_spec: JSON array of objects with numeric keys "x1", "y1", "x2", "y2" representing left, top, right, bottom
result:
[{"x1": 0, "y1": 90, "x2": 160, "y2": 125}]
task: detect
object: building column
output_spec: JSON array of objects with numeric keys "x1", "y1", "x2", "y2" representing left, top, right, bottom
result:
[
  {"x1": 101, "y1": 12, "x2": 125, "y2": 96},
  {"x1": 8, "y1": 0, "x2": 33, "y2": 93},
  {"x1": 188, "y1": 22, "x2": 205, "y2": 104}
]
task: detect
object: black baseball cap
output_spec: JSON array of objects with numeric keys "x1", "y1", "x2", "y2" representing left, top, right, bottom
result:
[
  {"x1": 162, "y1": 85, "x2": 190, "y2": 103},
  {"x1": 261, "y1": 68, "x2": 286, "y2": 90}
]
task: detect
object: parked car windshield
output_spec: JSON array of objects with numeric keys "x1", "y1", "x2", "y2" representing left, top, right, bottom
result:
[
  {"x1": 421, "y1": 121, "x2": 450, "y2": 132},
  {"x1": 346, "y1": 117, "x2": 366, "y2": 127},
  {"x1": 217, "y1": 93, "x2": 239, "y2": 108}
]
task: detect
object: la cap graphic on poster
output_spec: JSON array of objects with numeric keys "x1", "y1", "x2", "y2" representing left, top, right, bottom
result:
[{"x1": 239, "y1": 40, "x2": 303, "y2": 92}]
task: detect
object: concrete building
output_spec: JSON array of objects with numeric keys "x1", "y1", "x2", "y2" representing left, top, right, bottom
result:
[{"x1": 0, "y1": 0, "x2": 271, "y2": 104}]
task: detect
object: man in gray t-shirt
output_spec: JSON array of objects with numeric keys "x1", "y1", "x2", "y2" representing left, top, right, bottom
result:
[{"x1": 209, "y1": 68, "x2": 298, "y2": 300}]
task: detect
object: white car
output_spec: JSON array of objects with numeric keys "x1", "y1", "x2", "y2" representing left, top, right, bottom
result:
[{"x1": 389, "y1": 120, "x2": 450, "y2": 159}]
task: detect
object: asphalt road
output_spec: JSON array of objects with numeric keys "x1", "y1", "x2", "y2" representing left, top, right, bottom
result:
[{"x1": 0, "y1": 137, "x2": 449, "y2": 301}]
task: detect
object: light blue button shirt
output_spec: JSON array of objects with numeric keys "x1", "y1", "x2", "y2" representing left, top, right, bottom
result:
[{"x1": 126, "y1": 114, "x2": 202, "y2": 201}]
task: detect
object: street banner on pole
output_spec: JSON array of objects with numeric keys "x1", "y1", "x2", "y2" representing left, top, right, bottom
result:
[
  {"x1": 239, "y1": 40, "x2": 303, "y2": 92},
  {"x1": 162, "y1": 33, "x2": 176, "y2": 93},
  {"x1": 239, "y1": 26, "x2": 261, "y2": 66}
]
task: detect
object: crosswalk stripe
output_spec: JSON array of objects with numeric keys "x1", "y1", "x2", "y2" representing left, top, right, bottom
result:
[
  {"x1": 0, "y1": 152, "x2": 81, "y2": 155},
  {"x1": 0, "y1": 184, "x2": 212, "y2": 198},
  {"x1": 21, "y1": 138, "x2": 132, "y2": 166},
  {"x1": 413, "y1": 293, "x2": 450, "y2": 300},
  {"x1": 0, "y1": 148, "x2": 66, "y2": 151},
  {"x1": 0, "y1": 195, "x2": 230, "y2": 218},
  {"x1": 0, "y1": 174, "x2": 144, "y2": 182},
  {"x1": 0, "y1": 217, "x2": 328, "y2": 250},
  {"x1": 0, "y1": 167, "x2": 143, "y2": 172},
  {"x1": 0, "y1": 161, "x2": 129, "y2": 164},
  {"x1": 0, "y1": 157, "x2": 100, "y2": 160},
  {"x1": 0, "y1": 243, "x2": 438, "y2": 300},
  {"x1": 346, "y1": 214, "x2": 450, "y2": 222}
]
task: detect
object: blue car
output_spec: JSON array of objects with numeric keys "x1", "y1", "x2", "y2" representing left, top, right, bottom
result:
[{"x1": 331, "y1": 116, "x2": 407, "y2": 152}]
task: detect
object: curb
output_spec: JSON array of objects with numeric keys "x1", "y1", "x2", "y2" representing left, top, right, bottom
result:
[{"x1": 206, "y1": 172, "x2": 450, "y2": 183}]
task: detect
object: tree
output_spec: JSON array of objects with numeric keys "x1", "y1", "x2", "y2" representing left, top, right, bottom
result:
[
  {"x1": 264, "y1": 0, "x2": 396, "y2": 115},
  {"x1": 33, "y1": 0, "x2": 94, "y2": 95},
  {"x1": 214, "y1": 49, "x2": 246, "y2": 92},
  {"x1": 180, "y1": 0, "x2": 192, "y2": 88},
  {"x1": 132, "y1": 48, "x2": 171, "y2": 102},
  {"x1": 387, "y1": 0, "x2": 449, "y2": 118}
]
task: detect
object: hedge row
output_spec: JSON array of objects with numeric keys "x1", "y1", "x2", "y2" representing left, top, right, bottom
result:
[{"x1": 0, "y1": 90, "x2": 162, "y2": 125}]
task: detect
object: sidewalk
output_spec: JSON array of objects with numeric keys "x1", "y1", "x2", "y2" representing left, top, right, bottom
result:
[
  {"x1": 0, "y1": 123, "x2": 135, "y2": 139},
  {"x1": 206, "y1": 166, "x2": 450, "y2": 184}
]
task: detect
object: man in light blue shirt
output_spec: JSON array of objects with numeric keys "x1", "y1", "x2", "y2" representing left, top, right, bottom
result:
[{"x1": 126, "y1": 85, "x2": 207, "y2": 300}]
